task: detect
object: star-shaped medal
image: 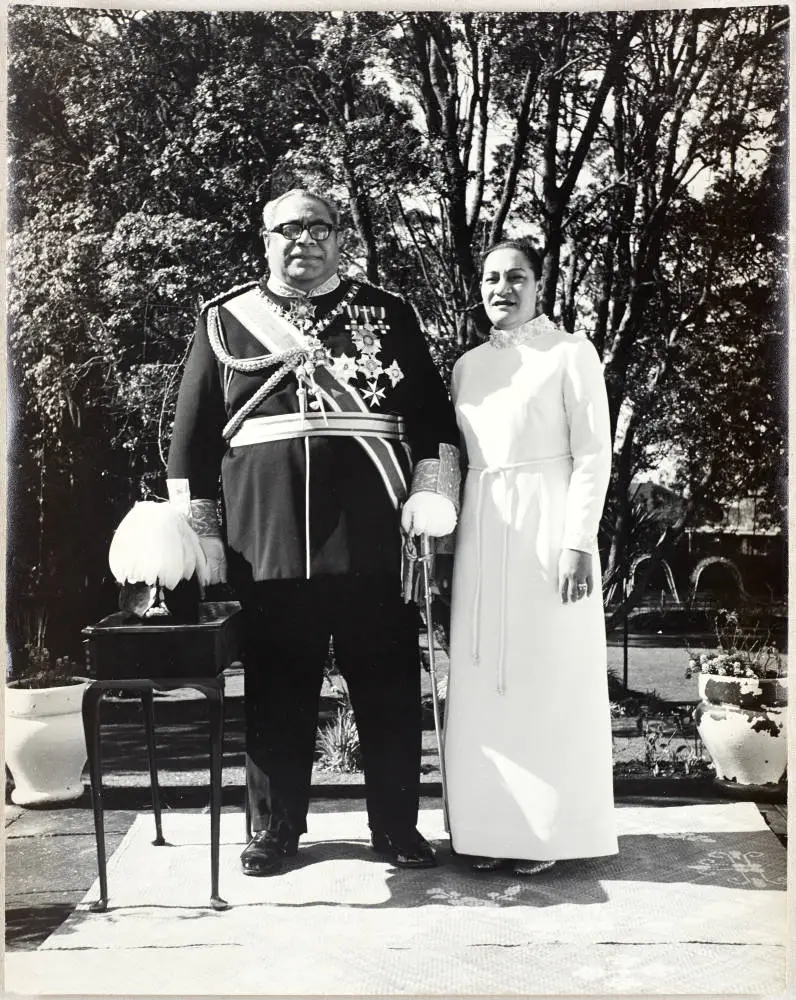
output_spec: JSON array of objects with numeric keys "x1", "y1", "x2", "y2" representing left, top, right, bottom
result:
[
  {"x1": 287, "y1": 299, "x2": 317, "y2": 330},
  {"x1": 357, "y1": 354, "x2": 383, "y2": 380},
  {"x1": 329, "y1": 352, "x2": 357, "y2": 384},
  {"x1": 385, "y1": 360, "x2": 404, "y2": 387},
  {"x1": 352, "y1": 327, "x2": 381, "y2": 356}
]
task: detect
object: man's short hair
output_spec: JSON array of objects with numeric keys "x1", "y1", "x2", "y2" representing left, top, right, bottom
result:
[{"x1": 261, "y1": 189, "x2": 341, "y2": 233}]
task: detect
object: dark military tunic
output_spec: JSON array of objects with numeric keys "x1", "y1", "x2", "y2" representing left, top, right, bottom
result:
[{"x1": 168, "y1": 278, "x2": 458, "y2": 585}]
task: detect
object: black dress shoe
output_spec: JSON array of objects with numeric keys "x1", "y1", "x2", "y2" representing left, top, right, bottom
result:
[
  {"x1": 240, "y1": 830, "x2": 299, "y2": 877},
  {"x1": 371, "y1": 828, "x2": 438, "y2": 868}
]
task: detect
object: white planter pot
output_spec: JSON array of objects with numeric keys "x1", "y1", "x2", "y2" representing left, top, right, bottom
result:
[
  {"x1": 5, "y1": 678, "x2": 90, "y2": 805},
  {"x1": 695, "y1": 674, "x2": 787, "y2": 787}
]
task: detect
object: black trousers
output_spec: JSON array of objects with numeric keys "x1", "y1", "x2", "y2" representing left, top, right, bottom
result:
[{"x1": 241, "y1": 576, "x2": 423, "y2": 839}]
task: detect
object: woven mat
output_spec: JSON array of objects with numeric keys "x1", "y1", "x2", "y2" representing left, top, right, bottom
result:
[{"x1": 7, "y1": 803, "x2": 786, "y2": 996}]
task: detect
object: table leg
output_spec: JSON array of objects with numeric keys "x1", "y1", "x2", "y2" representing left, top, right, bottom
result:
[
  {"x1": 82, "y1": 685, "x2": 109, "y2": 912},
  {"x1": 141, "y1": 687, "x2": 165, "y2": 846},
  {"x1": 199, "y1": 681, "x2": 228, "y2": 910}
]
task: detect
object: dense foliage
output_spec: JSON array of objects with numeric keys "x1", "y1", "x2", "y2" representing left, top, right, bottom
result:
[{"x1": 7, "y1": 8, "x2": 787, "y2": 666}]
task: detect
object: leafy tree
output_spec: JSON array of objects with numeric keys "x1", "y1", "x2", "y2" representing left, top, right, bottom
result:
[{"x1": 577, "y1": 8, "x2": 789, "y2": 612}]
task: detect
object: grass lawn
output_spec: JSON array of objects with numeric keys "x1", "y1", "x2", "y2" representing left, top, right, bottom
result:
[
  {"x1": 607, "y1": 642, "x2": 697, "y2": 702},
  {"x1": 606, "y1": 638, "x2": 788, "y2": 703}
]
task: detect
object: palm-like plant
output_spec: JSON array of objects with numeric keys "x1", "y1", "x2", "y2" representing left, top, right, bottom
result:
[{"x1": 315, "y1": 709, "x2": 362, "y2": 774}]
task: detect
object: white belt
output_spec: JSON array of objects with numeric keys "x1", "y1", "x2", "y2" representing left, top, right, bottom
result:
[
  {"x1": 468, "y1": 454, "x2": 572, "y2": 694},
  {"x1": 229, "y1": 411, "x2": 406, "y2": 447}
]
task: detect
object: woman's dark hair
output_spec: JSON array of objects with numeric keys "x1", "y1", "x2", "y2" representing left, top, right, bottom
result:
[{"x1": 481, "y1": 237, "x2": 542, "y2": 282}]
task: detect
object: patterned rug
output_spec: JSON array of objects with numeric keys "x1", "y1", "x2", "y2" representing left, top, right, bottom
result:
[{"x1": 6, "y1": 802, "x2": 786, "y2": 995}]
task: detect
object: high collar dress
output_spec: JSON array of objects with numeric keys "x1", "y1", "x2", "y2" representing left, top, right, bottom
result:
[{"x1": 443, "y1": 315, "x2": 619, "y2": 861}]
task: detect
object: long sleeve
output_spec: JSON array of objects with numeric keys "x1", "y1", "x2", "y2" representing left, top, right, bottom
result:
[
  {"x1": 392, "y1": 297, "x2": 460, "y2": 510},
  {"x1": 450, "y1": 356, "x2": 469, "y2": 473},
  {"x1": 166, "y1": 313, "x2": 227, "y2": 501},
  {"x1": 395, "y1": 299, "x2": 460, "y2": 461},
  {"x1": 561, "y1": 337, "x2": 611, "y2": 552},
  {"x1": 432, "y1": 356, "x2": 469, "y2": 555}
]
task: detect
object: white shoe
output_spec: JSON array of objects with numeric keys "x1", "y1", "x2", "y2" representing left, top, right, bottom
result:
[{"x1": 513, "y1": 859, "x2": 556, "y2": 876}]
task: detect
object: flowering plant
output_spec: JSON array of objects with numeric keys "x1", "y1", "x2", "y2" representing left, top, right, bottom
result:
[
  {"x1": 10, "y1": 644, "x2": 85, "y2": 688},
  {"x1": 685, "y1": 609, "x2": 785, "y2": 681}
]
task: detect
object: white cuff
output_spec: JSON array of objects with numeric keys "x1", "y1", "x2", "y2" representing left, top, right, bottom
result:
[
  {"x1": 561, "y1": 534, "x2": 595, "y2": 554},
  {"x1": 167, "y1": 478, "x2": 191, "y2": 519}
]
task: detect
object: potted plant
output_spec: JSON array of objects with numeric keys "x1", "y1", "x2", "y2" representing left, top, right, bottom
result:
[
  {"x1": 5, "y1": 639, "x2": 90, "y2": 806},
  {"x1": 687, "y1": 610, "x2": 787, "y2": 789}
]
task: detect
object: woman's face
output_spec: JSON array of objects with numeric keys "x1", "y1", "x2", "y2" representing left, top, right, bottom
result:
[{"x1": 480, "y1": 247, "x2": 538, "y2": 329}]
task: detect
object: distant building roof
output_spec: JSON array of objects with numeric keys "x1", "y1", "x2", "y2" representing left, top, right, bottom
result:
[
  {"x1": 687, "y1": 496, "x2": 781, "y2": 536},
  {"x1": 631, "y1": 482, "x2": 780, "y2": 536}
]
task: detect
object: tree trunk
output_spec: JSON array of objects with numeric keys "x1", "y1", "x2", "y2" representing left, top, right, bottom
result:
[{"x1": 540, "y1": 209, "x2": 564, "y2": 317}]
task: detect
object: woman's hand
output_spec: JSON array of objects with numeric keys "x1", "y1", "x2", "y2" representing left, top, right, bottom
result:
[{"x1": 558, "y1": 548, "x2": 593, "y2": 604}]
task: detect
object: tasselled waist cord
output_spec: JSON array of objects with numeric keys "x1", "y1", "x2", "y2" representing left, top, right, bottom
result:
[
  {"x1": 296, "y1": 370, "x2": 330, "y2": 580},
  {"x1": 468, "y1": 454, "x2": 572, "y2": 694}
]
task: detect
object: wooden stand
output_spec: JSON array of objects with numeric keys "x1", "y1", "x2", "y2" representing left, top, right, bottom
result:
[{"x1": 81, "y1": 601, "x2": 242, "y2": 911}]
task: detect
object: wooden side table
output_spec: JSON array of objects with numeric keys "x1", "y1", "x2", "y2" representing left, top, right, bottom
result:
[{"x1": 81, "y1": 601, "x2": 242, "y2": 912}]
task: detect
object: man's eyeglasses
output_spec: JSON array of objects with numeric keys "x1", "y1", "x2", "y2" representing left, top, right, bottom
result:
[{"x1": 267, "y1": 221, "x2": 338, "y2": 242}]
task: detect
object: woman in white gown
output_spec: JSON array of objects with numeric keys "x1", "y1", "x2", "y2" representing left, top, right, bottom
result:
[{"x1": 443, "y1": 237, "x2": 618, "y2": 874}]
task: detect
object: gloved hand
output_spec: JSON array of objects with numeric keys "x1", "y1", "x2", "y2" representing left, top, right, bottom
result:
[
  {"x1": 199, "y1": 536, "x2": 227, "y2": 586},
  {"x1": 401, "y1": 491, "x2": 457, "y2": 538}
]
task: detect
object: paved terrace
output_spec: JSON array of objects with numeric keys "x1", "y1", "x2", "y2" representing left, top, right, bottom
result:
[{"x1": 4, "y1": 663, "x2": 788, "y2": 997}]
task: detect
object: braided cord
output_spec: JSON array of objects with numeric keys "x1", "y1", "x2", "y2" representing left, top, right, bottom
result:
[
  {"x1": 206, "y1": 305, "x2": 305, "y2": 439},
  {"x1": 206, "y1": 282, "x2": 362, "y2": 442},
  {"x1": 207, "y1": 306, "x2": 302, "y2": 374},
  {"x1": 223, "y1": 362, "x2": 302, "y2": 440}
]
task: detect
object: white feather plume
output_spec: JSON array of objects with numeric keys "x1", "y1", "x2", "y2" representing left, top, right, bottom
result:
[{"x1": 108, "y1": 501, "x2": 209, "y2": 589}]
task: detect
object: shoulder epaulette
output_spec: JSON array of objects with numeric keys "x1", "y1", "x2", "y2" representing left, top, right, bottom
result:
[{"x1": 199, "y1": 280, "x2": 259, "y2": 315}]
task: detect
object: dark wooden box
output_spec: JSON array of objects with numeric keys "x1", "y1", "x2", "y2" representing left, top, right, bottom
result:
[{"x1": 82, "y1": 601, "x2": 242, "y2": 680}]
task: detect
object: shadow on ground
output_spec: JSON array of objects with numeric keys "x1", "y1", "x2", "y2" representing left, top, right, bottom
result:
[{"x1": 6, "y1": 904, "x2": 75, "y2": 950}]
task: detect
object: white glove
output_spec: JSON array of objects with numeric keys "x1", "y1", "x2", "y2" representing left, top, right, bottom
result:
[
  {"x1": 199, "y1": 536, "x2": 227, "y2": 585},
  {"x1": 401, "y1": 491, "x2": 457, "y2": 538}
]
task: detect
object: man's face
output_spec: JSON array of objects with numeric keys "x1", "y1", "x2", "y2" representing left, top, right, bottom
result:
[{"x1": 264, "y1": 194, "x2": 340, "y2": 290}]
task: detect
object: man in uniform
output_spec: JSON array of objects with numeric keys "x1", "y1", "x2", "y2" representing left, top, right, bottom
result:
[{"x1": 167, "y1": 189, "x2": 460, "y2": 876}]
